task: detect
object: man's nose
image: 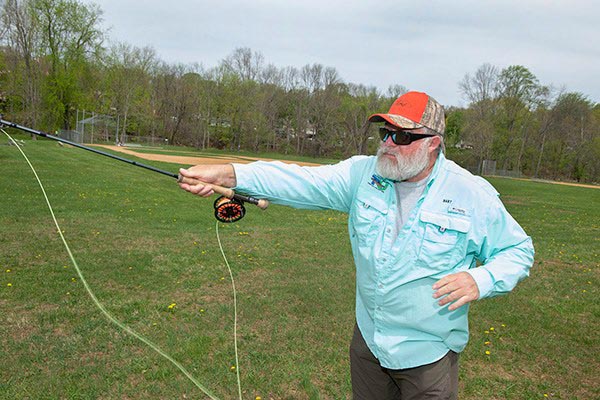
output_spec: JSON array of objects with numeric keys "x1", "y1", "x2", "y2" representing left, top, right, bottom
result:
[{"x1": 383, "y1": 134, "x2": 396, "y2": 146}]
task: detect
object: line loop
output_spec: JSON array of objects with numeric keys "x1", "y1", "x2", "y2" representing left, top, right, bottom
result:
[{"x1": 2, "y1": 128, "x2": 223, "y2": 399}]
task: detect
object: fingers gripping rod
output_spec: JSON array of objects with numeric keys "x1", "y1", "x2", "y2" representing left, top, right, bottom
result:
[{"x1": 0, "y1": 118, "x2": 269, "y2": 210}]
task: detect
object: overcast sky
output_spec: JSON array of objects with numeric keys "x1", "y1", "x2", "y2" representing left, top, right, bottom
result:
[{"x1": 92, "y1": 0, "x2": 600, "y2": 107}]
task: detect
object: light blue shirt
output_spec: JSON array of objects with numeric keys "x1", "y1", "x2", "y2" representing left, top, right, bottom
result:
[{"x1": 233, "y1": 153, "x2": 534, "y2": 369}]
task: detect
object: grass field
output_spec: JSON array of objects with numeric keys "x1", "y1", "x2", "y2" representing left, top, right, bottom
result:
[{"x1": 1, "y1": 134, "x2": 598, "y2": 399}]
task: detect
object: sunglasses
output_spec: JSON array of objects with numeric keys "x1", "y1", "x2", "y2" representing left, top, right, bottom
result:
[{"x1": 379, "y1": 127, "x2": 435, "y2": 145}]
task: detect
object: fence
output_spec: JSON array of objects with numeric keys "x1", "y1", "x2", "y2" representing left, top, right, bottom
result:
[
  {"x1": 76, "y1": 110, "x2": 118, "y2": 144},
  {"x1": 480, "y1": 159, "x2": 522, "y2": 178},
  {"x1": 75, "y1": 110, "x2": 166, "y2": 147}
]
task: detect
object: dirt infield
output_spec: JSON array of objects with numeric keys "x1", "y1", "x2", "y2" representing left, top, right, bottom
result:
[
  {"x1": 93, "y1": 145, "x2": 322, "y2": 167},
  {"x1": 492, "y1": 176, "x2": 599, "y2": 189}
]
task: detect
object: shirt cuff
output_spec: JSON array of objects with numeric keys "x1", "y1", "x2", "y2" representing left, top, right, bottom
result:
[
  {"x1": 231, "y1": 163, "x2": 251, "y2": 192},
  {"x1": 466, "y1": 267, "x2": 495, "y2": 299}
]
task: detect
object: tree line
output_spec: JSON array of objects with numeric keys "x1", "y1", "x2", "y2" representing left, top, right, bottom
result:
[{"x1": 1, "y1": 0, "x2": 598, "y2": 183}]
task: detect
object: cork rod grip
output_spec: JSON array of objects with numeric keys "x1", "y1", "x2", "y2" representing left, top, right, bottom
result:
[{"x1": 177, "y1": 174, "x2": 270, "y2": 210}]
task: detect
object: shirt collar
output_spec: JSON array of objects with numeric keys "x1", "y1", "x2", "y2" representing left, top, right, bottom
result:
[{"x1": 423, "y1": 151, "x2": 446, "y2": 189}]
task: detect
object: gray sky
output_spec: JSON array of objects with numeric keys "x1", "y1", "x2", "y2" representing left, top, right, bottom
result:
[{"x1": 92, "y1": 0, "x2": 600, "y2": 107}]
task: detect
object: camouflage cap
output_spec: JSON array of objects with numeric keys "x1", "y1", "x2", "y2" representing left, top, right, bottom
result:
[{"x1": 368, "y1": 91, "x2": 445, "y2": 136}]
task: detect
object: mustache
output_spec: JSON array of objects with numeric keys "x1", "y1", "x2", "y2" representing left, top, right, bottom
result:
[{"x1": 377, "y1": 147, "x2": 398, "y2": 157}]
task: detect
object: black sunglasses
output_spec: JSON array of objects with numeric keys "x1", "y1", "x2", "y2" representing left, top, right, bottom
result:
[{"x1": 379, "y1": 127, "x2": 435, "y2": 145}]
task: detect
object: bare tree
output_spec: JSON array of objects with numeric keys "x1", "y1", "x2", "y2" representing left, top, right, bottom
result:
[
  {"x1": 152, "y1": 62, "x2": 199, "y2": 144},
  {"x1": 459, "y1": 64, "x2": 500, "y2": 169},
  {"x1": 386, "y1": 84, "x2": 408, "y2": 100},
  {"x1": 259, "y1": 63, "x2": 283, "y2": 86},
  {"x1": 222, "y1": 47, "x2": 264, "y2": 81},
  {"x1": 459, "y1": 63, "x2": 498, "y2": 106}
]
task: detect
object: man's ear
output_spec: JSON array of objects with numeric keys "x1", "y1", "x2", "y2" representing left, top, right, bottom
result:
[{"x1": 429, "y1": 136, "x2": 442, "y2": 153}]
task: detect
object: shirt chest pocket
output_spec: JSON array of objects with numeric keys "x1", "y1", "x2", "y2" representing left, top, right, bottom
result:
[
  {"x1": 417, "y1": 210, "x2": 471, "y2": 269},
  {"x1": 351, "y1": 195, "x2": 388, "y2": 247}
]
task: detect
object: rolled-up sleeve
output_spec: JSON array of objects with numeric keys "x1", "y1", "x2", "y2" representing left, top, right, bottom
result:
[
  {"x1": 232, "y1": 156, "x2": 369, "y2": 213},
  {"x1": 467, "y1": 199, "x2": 535, "y2": 299}
]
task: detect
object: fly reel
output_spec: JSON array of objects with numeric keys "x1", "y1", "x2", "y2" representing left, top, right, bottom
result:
[{"x1": 213, "y1": 196, "x2": 246, "y2": 223}]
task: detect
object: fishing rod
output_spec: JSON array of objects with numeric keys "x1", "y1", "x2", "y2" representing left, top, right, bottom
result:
[{"x1": 1, "y1": 117, "x2": 269, "y2": 222}]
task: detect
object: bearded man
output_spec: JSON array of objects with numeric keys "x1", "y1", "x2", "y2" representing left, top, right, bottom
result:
[{"x1": 178, "y1": 91, "x2": 534, "y2": 400}]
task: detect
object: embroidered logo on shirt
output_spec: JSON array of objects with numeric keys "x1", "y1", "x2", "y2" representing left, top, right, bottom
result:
[
  {"x1": 448, "y1": 206, "x2": 467, "y2": 216},
  {"x1": 369, "y1": 174, "x2": 391, "y2": 192}
]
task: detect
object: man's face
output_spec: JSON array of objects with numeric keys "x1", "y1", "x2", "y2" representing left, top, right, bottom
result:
[{"x1": 375, "y1": 124, "x2": 435, "y2": 181}]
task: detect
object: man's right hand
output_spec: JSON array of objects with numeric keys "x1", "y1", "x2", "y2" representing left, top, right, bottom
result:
[{"x1": 178, "y1": 164, "x2": 237, "y2": 197}]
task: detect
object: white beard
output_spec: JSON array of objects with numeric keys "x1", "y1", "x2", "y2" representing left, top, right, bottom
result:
[{"x1": 376, "y1": 138, "x2": 431, "y2": 181}]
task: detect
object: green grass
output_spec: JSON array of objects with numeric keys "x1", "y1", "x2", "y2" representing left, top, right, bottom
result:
[{"x1": 1, "y1": 134, "x2": 598, "y2": 399}]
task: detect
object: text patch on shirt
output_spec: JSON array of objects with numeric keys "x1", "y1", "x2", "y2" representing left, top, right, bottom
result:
[{"x1": 448, "y1": 205, "x2": 469, "y2": 216}]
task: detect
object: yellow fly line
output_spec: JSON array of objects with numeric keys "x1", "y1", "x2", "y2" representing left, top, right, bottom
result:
[{"x1": 2, "y1": 128, "x2": 245, "y2": 400}]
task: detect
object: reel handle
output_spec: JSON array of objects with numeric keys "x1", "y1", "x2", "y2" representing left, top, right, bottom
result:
[{"x1": 177, "y1": 174, "x2": 269, "y2": 210}]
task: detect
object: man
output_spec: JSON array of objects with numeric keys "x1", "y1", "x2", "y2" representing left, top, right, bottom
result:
[{"x1": 178, "y1": 91, "x2": 534, "y2": 399}]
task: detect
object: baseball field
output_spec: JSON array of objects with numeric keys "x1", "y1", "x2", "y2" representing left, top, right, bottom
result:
[{"x1": 1, "y1": 135, "x2": 598, "y2": 399}]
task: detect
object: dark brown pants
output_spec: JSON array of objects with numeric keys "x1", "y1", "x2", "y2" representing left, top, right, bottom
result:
[{"x1": 350, "y1": 325, "x2": 459, "y2": 400}]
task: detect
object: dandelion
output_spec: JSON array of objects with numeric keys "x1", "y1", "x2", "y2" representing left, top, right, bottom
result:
[
  {"x1": 230, "y1": 365, "x2": 236, "y2": 372},
  {"x1": 484, "y1": 341, "x2": 491, "y2": 345},
  {"x1": 485, "y1": 350, "x2": 490, "y2": 355},
  {"x1": 501, "y1": 324, "x2": 506, "y2": 327},
  {"x1": 256, "y1": 397, "x2": 262, "y2": 400},
  {"x1": 199, "y1": 309, "x2": 205, "y2": 313},
  {"x1": 484, "y1": 330, "x2": 490, "y2": 334},
  {"x1": 7, "y1": 283, "x2": 12, "y2": 287},
  {"x1": 71, "y1": 277, "x2": 77, "y2": 282},
  {"x1": 490, "y1": 327, "x2": 495, "y2": 331},
  {"x1": 5, "y1": 269, "x2": 10, "y2": 273},
  {"x1": 168, "y1": 303, "x2": 176, "y2": 310}
]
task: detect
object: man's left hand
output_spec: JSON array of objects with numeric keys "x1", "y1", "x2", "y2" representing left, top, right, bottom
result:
[{"x1": 432, "y1": 272, "x2": 480, "y2": 311}]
